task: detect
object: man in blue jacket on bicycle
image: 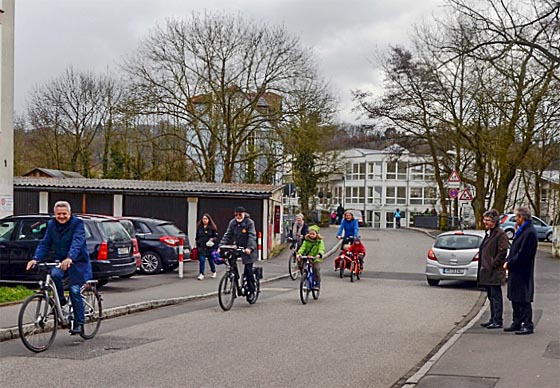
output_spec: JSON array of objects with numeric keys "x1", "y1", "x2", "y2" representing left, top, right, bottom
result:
[
  {"x1": 220, "y1": 206, "x2": 258, "y2": 300},
  {"x1": 26, "y1": 201, "x2": 92, "y2": 335}
]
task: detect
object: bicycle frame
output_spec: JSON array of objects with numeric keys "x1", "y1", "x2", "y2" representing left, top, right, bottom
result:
[{"x1": 37, "y1": 265, "x2": 71, "y2": 328}]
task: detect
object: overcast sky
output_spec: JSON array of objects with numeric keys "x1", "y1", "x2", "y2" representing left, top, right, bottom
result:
[{"x1": 14, "y1": 0, "x2": 445, "y2": 123}]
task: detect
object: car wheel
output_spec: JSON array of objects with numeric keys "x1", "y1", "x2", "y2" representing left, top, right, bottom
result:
[
  {"x1": 141, "y1": 251, "x2": 162, "y2": 274},
  {"x1": 427, "y1": 278, "x2": 440, "y2": 287},
  {"x1": 545, "y1": 232, "x2": 552, "y2": 243},
  {"x1": 505, "y1": 229, "x2": 514, "y2": 239}
]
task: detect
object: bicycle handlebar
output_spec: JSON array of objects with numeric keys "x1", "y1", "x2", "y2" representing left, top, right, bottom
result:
[
  {"x1": 218, "y1": 245, "x2": 246, "y2": 251},
  {"x1": 34, "y1": 261, "x2": 62, "y2": 269}
]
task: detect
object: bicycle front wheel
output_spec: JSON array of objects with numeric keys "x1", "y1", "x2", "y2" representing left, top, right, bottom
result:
[
  {"x1": 299, "y1": 270, "x2": 310, "y2": 305},
  {"x1": 218, "y1": 273, "x2": 236, "y2": 311},
  {"x1": 288, "y1": 253, "x2": 299, "y2": 280},
  {"x1": 247, "y1": 277, "x2": 260, "y2": 304},
  {"x1": 80, "y1": 285, "x2": 102, "y2": 339},
  {"x1": 18, "y1": 293, "x2": 58, "y2": 353},
  {"x1": 350, "y1": 262, "x2": 355, "y2": 283}
]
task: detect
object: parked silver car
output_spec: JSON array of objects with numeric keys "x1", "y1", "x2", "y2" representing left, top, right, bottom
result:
[{"x1": 425, "y1": 230, "x2": 485, "y2": 286}]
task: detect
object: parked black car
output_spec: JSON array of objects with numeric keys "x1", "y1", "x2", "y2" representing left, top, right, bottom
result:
[
  {"x1": 121, "y1": 217, "x2": 191, "y2": 275},
  {"x1": 0, "y1": 214, "x2": 137, "y2": 286}
]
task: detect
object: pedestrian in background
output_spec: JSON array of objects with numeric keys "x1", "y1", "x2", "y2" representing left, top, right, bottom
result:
[
  {"x1": 503, "y1": 207, "x2": 538, "y2": 335},
  {"x1": 336, "y1": 203, "x2": 344, "y2": 225},
  {"x1": 394, "y1": 208, "x2": 402, "y2": 228},
  {"x1": 478, "y1": 209, "x2": 509, "y2": 329},
  {"x1": 195, "y1": 213, "x2": 218, "y2": 280}
]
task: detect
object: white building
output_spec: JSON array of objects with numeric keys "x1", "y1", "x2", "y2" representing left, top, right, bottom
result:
[{"x1": 320, "y1": 146, "x2": 439, "y2": 228}]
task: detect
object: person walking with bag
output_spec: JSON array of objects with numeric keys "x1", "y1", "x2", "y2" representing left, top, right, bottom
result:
[
  {"x1": 195, "y1": 213, "x2": 219, "y2": 280},
  {"x1": 477, "y1": 209, "x2": 510, "y2": 329}
]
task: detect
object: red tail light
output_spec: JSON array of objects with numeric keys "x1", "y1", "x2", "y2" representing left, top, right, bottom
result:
[
  {"x1": 427, "y1": 248, "x2": 437, "y2": 261},
  {"x1": 472, "y1": 252, "x2": 479, "y2": 262},
  {"x1": 98, "y1": 241, "x2": 109, "y2": 260},
  {"x1": 500, "y1": 216, "x2": 508, "y2": 224},
  {"x1": 132, "y1": 238, "x2": 140, "y2": 255},
  {"x1": 159, "y1": 236, "x2": 180, "y2": 247}
]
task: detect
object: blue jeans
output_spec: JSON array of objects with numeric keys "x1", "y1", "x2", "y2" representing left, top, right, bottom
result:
[
  {"x1": 199, "y1": 254, "x2": 216, "y2": 275},
  {"x1": 52, "y1": 268, "x2": 85, "y2": 325}
]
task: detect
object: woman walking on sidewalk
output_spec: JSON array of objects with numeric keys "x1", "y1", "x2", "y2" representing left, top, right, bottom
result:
[{"x1": 195, "y1": 214, "x2": 219, "y2": 280}]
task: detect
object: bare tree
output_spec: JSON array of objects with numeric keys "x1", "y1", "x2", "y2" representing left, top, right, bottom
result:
[
  {"x1": 124, "y1": 12, "x2": 317, "y2": 183},
  {"x1": 27, "y1": 67, "x2": 121, "y2": 177}
]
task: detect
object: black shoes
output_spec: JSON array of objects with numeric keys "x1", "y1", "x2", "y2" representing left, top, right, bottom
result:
[
  {"x1": 480, "y1": 321, "x2": 492, "y2": 328},
  {"x1": 503, "y1": 324, "x2": 522, "y2": 332},
  {"x1": 486, "y1": 322, "x2": 503, "y2": 329},
  {"x1": 515, "y1": 324, "x2": 534, "y2": 335},
  {"x1": 69, "y1": 323, "x2": 83, "y2": 335}
]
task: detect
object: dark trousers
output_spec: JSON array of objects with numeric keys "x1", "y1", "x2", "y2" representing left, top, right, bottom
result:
[
  {"x1": 313, "y1": 262, "x2": 321, "y2": 283},
  {"x1": 512, "y1": 301, "x2": 533, "y2": 328},
  {"x1": 243, "y1": 263, "x2": 255, "y2": 294},
  {"x1": 486, "y1": 285, "x2": 503, "y2": 324},
  {"x1": 395, "y1": 217, "x2": 401, "y2": 228}
]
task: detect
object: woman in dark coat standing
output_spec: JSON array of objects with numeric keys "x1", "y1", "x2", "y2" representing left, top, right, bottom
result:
[
  {"x1": 195, "y1": 213, "x2": 219, "y2": 280},
  {"x1": 477, "y1": 209, "x2": 510, "y2": 329},
  {"x1": 503, "y1": 207, "x2": 538, "y2": 335}
]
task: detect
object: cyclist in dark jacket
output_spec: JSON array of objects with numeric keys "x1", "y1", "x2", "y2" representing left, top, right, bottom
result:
[
  {"x1": 220, "y1": 206, "x2": 258, "y2": 298},
  {"x1": 26, "y1": 201, "x2": 92, "y2": 335}
]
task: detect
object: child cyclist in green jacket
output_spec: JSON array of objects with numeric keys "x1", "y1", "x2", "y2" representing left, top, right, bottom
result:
[{"x1": 297, "y1": 224, "x2": 325, "y2": 290}]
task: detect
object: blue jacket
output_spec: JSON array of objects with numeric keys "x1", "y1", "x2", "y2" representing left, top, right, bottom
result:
[
  {"x1": 34, "y1": 216, "x2": 92, "y2": 285},
  {"x1": 337, "y1": 218, "x2": 359, "y2": 239}
]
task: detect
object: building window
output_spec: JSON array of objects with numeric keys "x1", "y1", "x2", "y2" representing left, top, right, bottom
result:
[
  {"x1": 386, "y1": 186, "x2": 406, "y2": 205},
  {"x1": 424, "y1": 164, "x2": 435, "y2": 181},
  {"x1": 410, "y1": 164, "x2": 424, "y2": 181},
  {"x1": 423, "y1": 187, "x2": 437, "y2": 205},
  {"x1": 367, "y1": 186, "x2": 382, "y2": 204},
  {"x1": 541, "y1": 188, "x2": 548, "y2": 202},
  {"x1": 386, "y1": 161, "x2": 407, "y2": 180},
  {"x1": 346, "y1": 163, "x2": 365, "y2": 181},
  {"x1": 367, "y1": 161, "x2": 382, "y2": 180},
  {"x1": 346, "y1": 186, "x2": 365, "y2": 204},
  {"x1": 410, "y1": 187, "x2": 423, "y2": 204}
]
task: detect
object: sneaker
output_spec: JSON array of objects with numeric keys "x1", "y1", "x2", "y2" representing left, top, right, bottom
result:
[
  {"x1": 211, "y1": 272, "x2": 217, "y2": 279},
  {"x1": 197, "y1": 273, "x2": 204, "y2": 280}
]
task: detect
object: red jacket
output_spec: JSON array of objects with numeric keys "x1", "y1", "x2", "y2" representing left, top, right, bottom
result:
[{"x1": 348, "y1": 242, "x2": 366, "y2": 256}]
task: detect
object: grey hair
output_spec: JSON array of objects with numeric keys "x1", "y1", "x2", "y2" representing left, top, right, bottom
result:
[
  {"x1": 53, "y1": 200, "x2": 71, "y2": 212},
  {"x1": 295, "y1": 213, "x2": 304, "y2": 219},
  {"x1": 516, "y1": 207, "x2": 531, "y2": 221},
  {"x1": 483, "y1": 209, "x2": 500, "y2": 223}
]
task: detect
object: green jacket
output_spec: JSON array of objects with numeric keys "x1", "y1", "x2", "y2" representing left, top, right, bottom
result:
[{"x1": 298, "y1": 234, "x2": 325, "y2": 263}]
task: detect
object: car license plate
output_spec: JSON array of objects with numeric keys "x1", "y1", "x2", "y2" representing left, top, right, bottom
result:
[
  {"x1": 118, "y1": 247, "x2": 129, "y2": 255},
  {"x1": 443, "y1": 268, "x2": 464, "y2": 274}
]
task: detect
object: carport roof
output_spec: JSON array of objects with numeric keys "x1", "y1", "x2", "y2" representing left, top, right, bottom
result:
[{"x1": 14, "y1": 177, "x2": 282, "y2": 198}]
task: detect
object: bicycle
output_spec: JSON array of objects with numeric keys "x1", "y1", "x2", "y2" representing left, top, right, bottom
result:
[
  {"x1": 217, "y1": 245, "x2": 262, "y2": 311},
  {"x1": 287, "y1": 237, "x2": 302, "y2": 280},
  {"x1": 17, "y1": 262, "x2": 103, "y2": 352},
  {"x1": 299, "y1": 255, "x2": 320, "y2": 305},
  {"x1": 348, "y1": 252, "x2": 364, "y2": 283}
]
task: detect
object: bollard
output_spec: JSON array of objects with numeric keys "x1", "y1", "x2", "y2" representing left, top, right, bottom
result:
[
  {"x1": 178, "y1": 237, "x2": 184, "y2": 278},
  {"x1": 257, "y1": 231, "x2": 262, "y2": 261}
]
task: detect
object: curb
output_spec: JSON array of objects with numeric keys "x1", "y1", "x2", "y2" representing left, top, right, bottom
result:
[{"x1": 0, "y1": 243, "x2": 341, "y2": 343}]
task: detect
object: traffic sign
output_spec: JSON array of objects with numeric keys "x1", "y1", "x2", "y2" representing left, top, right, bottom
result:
[
  {"x1": 448, "y1": 188, "x2": 459, "y2": 199},
  {"x1": 458, "y1": 188, "x2": 474, "y2": 201},
  {"x1": 448, "y1": 169, "x2": 461, "y2": 183}
]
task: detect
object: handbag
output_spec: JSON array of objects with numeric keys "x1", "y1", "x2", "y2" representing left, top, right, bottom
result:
[
  {"x1": 190, "y1": 247, "x2": 199, "y2": 261},
  {"x1": 211, "y1": 250, "x2": 223, "y2": 265}
]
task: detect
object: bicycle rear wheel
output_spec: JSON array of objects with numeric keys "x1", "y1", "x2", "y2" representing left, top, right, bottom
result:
[
  {"x1": 18, "y1": 293, "x2": 58, "y2": 353},
  {"x1": 218, "y1": 273, "x2": 236, "y2": 311},
  {"x1": 288, "y1": 252, "x2": 299, "y2": 280},
  {"x1": 299, "y1": 270, "x2": 310, "y2": 305},
  {"x1": 80, "y1": 285, "x2": 102, "y2": 339}
]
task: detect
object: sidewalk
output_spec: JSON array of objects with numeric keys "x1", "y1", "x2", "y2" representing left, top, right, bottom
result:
[
  {"x1": 403, "y1": 237, "x2": 560, "y2": 388},
  {"x1": 0, "y1": 225, "x2": 341, "y2": 341}
]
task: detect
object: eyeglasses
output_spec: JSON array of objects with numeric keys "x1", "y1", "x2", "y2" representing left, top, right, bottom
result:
[{"x1": 234, "y1": 212, "x2": 243, "y2": 216}]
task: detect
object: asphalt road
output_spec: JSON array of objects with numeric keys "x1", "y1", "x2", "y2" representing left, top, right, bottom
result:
[{"x1": 0, "y1": 229, "x2": 483, "y2": 388}]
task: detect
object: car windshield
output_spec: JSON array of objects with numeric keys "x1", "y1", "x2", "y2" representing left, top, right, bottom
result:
[
  {"x1": 119, "y1": 220, "x2": 136, "y2": 237},
  {"x1": 158, "y1": 223, "x2": 184, "y2": 235},
  {"x1": 99, "y1": 220, "x2": 130, "y2": 241},
  {"x1": 434, "y1": 234, "x2": 482, "y2": 250}
]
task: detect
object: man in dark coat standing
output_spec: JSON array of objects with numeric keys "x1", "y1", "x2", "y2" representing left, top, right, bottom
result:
[
  {"x1": 477, "y1": 209, "x2": 510, "y2": 329},
  {"x1": 503, "y1": 207, "x2": 538, "y2": 335}
]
